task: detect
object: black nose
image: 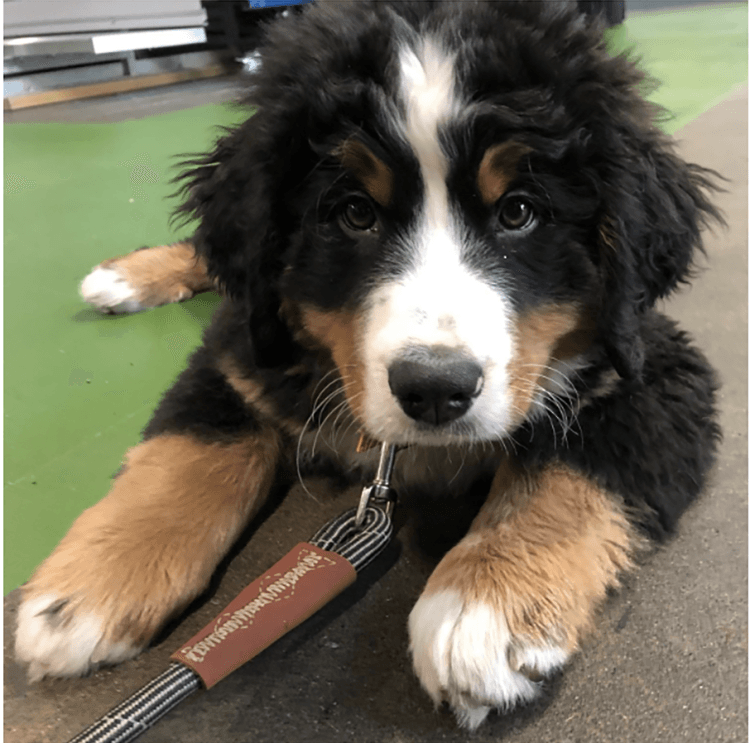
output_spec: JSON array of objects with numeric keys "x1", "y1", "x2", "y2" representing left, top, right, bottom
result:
[{"x1": 388, "y1": 347, "x2": 484, "y2": 426}]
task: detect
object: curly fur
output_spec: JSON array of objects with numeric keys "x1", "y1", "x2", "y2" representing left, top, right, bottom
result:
[{"x1": 19, "y1": 0, "x2": 721, "y2": 728}]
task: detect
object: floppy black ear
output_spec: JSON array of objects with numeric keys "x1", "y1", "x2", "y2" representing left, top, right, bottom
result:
[
  {"x1": 594, "y1": 120, "x2": 721, "y2": 379},
  {"x1": 173, "y1": 119, "x2": 300, "y2": 368}
]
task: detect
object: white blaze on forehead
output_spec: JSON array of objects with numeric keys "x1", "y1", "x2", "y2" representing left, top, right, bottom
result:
[
  {"x1": 398, "y1": 37, "x2": 458, "y2": 232},
  {"x1": 396, "y1": 35, "x2": 466, "y2": 313},
  {"x1": 395, "y1": 37, "x2": 474, "y2": 363}
]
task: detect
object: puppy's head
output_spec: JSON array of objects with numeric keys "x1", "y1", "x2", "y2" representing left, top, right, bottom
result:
[{"x1": 177, "y1": 0, "x2": 719, "y2": 447}]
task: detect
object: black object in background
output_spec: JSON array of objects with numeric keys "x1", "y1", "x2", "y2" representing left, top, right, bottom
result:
[
  {"x1": 578, "y1": 0, "x2": 627, "y2": 26},
  {"x1": 204, "y1": 1, "x2": 626, "y2": 57}
]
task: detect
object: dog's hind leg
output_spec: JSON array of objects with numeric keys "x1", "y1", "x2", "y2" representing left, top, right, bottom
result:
[{"x1": 80, "y1": 241, "x2": 216, "y2": 313}]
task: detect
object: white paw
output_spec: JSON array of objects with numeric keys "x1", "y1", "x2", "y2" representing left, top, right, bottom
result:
[
  {"x1": 80, "y1": 266, "x2": 146, "y2": 314},
  {"x1": 15, "y1": 593, "x2": 140, "y2": 682},
  {"x1": 408, "y1": 589, "x2": 569, "y2": 730}
]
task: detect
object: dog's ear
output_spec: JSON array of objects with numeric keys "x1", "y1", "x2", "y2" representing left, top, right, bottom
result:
[
  {"x1": 594, "y1": 112, "x2": 721, "y2": 379},
  {"x1": 173, "y1": 121, "x2": 299, "y2": 368}
]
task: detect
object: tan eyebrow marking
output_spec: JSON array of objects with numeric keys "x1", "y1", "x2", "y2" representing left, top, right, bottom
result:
[
  {"x1": 477, "y1": 141, "x2": 533, "y2": 205},
  {"x1": 334, "y1": 139, "x2": 394, "y2": 207}
]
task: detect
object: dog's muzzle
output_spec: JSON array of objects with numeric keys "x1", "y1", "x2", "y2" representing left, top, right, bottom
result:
[{"x1": 387, "y1": 345, "x2": 484, "y2": 426}]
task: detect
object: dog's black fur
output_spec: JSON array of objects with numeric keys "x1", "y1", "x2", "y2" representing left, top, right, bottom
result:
[
  {"x1": 160, "y1": 0, "x2": 720, "y2": 535},
  {"x1": 18, "y1": 0, "x2": 722, "y2": 726}
]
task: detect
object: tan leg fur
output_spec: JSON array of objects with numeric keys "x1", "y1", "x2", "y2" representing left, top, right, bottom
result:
[
  {"x1": 80, "y1": 242, "x2": 215, "y2": 313},
  {"x1": 15, "y1": 431, "x2": 281, "y2": 681},
  {"x1": 408, "y1": 461, "x2": 637, "y2": 729}
]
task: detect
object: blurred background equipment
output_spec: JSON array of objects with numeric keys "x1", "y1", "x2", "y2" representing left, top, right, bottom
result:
[
  {"x1": 4, "y1": 0, "x2": 622, "y2": 110},
  {"x1": 578, "y1": 0, "x2": 627, "y2": 26},
  {"x1": 3, "y1": 0, "x2": 312, "y2": 110}
]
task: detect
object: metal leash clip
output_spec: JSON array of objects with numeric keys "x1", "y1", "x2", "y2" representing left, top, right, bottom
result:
[{"x1": 355, "y1": 443, "x2": 398, "y2": 528}]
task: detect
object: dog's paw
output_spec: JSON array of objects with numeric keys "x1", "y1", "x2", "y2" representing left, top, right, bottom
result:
[
  {"x1": 15, "y1": 591, "x2": 142, "y2": 682},
  {"x1": 80, "y1": 265, "x2": 147, "y2": 314},
  {"x1": 408, "y1": 588, "x2": 570, "y2": 730}
]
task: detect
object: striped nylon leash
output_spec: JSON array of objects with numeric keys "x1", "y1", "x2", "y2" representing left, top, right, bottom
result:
[{"x1": 67, "y1": 443, "x2": 399, "y2": 743}]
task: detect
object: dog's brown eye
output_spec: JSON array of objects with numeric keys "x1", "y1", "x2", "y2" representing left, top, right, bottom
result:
[
  {"x1": 498, "y1": 196, "x2": 535, "y2": 231},
  {"x1": 341, "y1": 196, "x2": 377, "y2": 232}
]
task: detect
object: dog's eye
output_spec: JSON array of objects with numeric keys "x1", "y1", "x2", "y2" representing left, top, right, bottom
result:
[
  {"x1": 498, "y1": 195, "x2": 535, "y2": 231},
  {"x1": 340, "y1": 196, "x2": 377, "y2": 232}
]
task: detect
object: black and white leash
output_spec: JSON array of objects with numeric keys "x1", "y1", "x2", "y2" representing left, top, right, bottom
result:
[{"x1": 67, "y1": 443, "x2": 400, "y2": 743}]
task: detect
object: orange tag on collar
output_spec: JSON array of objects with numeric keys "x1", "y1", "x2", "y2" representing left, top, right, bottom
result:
[
  {"x1": 356, "y1": 432, "x2": 380, "y2": 453},
  {"x1": 171, "y1": 543, "x2": 356, "y2": 688}
]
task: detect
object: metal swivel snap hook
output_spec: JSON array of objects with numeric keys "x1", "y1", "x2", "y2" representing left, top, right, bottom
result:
[{"x1": 355, "y1": 443, "x2": 399, "y2": 528}]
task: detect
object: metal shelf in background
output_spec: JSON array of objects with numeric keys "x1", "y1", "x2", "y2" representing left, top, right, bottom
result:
[{"x1": 4, "y1": 27, "x2": 207, "y2": 60}]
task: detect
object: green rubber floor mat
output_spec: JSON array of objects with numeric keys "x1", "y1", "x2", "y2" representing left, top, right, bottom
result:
[
  {"x1": 4, "y1": 104, "x2": 244, "y2": 593},
  {"x1": 4, "y1": 3, "x2": 748, "y2": 593},
  {"x1": 606, "y1": 2, "x2": 748, "y2": 134}
]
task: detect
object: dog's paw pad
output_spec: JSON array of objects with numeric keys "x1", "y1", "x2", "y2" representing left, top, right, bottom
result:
[
  {"x1": 15, "y1": 593, "x2": 139, "y2": 682},
  {"x1": 80, "y1": 266, "x2": 146, "y2": 314}
]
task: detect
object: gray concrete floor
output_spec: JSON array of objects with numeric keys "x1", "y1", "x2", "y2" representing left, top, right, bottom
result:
[{"x1": 3, "y1": 84, "x2": 747, "y2": 743}]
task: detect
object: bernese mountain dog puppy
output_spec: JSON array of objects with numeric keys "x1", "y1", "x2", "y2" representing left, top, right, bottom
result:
[{"x1": 17, "y1": 0, "x2": 721, "y2": 729}]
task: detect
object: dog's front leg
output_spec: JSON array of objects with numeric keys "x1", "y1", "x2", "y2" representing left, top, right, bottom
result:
[
  {"x1": 15, "y1": 428, "x2": 281, "y2": 681},
  {"x1": 408, "y1": 461, "x2": 637, "y2": 729}
]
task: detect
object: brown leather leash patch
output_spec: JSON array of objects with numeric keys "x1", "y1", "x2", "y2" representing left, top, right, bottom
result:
[{"x1": 171, "y1": 543, "x2": 356, "y2": 689}]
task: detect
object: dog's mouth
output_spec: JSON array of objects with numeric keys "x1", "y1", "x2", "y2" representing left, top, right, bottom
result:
[{"x1": 361, "y1": 412, "x2": 490, "y2": 449}]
